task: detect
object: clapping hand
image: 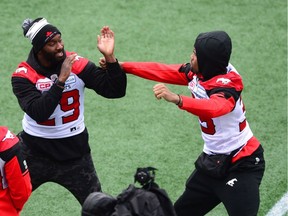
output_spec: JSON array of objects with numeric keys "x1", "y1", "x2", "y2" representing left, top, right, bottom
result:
[{"x1": 97, "y1": 26, "x2": 116, "y2": 63}]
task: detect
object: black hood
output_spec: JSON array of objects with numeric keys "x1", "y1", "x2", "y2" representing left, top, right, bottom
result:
[{"x1": 194, "y1": 31, "x2": 232, "y2": 81}]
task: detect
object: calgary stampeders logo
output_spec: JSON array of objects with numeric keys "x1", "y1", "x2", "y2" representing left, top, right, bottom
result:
[
  {"x1": 36, "y1": 78, "x2": 53, "y2": 91},
  {"x1": 216, "y1": 77, "x2": 231, "y2": 85}
]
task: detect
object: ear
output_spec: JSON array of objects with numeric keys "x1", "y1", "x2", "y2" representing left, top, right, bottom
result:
[
  {"x1": 36, "y1": 49, "x2": 43, "y2": 58},
  {"x1": 35, "y1": 48, "x2": 52, "y2": 68}
]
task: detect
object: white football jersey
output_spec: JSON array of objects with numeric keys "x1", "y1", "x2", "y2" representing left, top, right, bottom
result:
[
  {"x1": 188, "y1": 64, "x2": 253, "y2": 154},
  {"x1": 22, "y1": 72, "x2": 86, "y2": 138}
]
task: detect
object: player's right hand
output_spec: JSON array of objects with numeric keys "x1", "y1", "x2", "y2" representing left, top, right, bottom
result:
[{"x1": 59, "y1": 54, "x2": 77, "y2": 82}]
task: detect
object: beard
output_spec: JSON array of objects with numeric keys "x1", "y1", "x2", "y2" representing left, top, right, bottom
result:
[{"x1": 41, "y1": 48, "x2": 66, "y2": 67}]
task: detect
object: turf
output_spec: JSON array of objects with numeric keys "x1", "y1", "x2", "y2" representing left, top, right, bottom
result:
[{"x1": 0, "y1": 0, "x2": 286, "y2": 215}]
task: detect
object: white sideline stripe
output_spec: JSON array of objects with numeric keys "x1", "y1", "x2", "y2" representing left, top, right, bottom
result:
[{"x1": 266, "y1": 192, "x2": 288, "y2": 216}]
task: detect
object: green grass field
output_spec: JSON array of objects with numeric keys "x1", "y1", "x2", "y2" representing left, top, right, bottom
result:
[{"x1": 0, "y1": 0, "x2": 287, "y2": 215}]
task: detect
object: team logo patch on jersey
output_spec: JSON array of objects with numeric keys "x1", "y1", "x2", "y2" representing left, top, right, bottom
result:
[
  {"x1": 15, "y1": 67, "x2": 28, "y2": 74},
  {"x1": 36, "y1": 78, "x2": 53, "y2": 91},
  {"x1": 75, "y1": 55, "x2": 83, "y2": 61},
  {"x1": 2, "y1": 130, "x2": 15, "y2": 142},
  {"x1": 216, "y1": 78, "x2": 231, "y2": 84}
]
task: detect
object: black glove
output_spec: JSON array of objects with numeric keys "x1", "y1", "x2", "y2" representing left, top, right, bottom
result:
[{"x1": 178, "y1": 63, "x2": 191, "y2": 74}]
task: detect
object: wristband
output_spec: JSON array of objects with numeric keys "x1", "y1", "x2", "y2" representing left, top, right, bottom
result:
[
  {"x1": 176, "y1": 94, "x2": 182, "y2": 106},
  {"x1": 55, "y1": 79, "x2": 65, "y2": 89}
]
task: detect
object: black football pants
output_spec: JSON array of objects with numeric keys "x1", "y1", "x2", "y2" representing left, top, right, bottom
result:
[
  {"x1": 174, "y1": 146, "x2": 265, "y2": 216},
  {"x1": 21, "y1": 143, "x2": 101, "y2": 205}
]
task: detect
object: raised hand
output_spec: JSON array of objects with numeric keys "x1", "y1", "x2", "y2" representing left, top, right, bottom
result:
[
  {"x1": 58, "y1": 54, "x2": 77, "y2": 82},
  {"x1": 97, "y1": 26, "x2": 116, "y2": 63}
]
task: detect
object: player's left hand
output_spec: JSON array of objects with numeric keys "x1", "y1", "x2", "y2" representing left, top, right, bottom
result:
[{"x1": 97, "y1": 26, "x2": 116, "y2": 63}]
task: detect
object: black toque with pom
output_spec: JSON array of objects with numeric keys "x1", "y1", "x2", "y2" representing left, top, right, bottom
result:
[{"x1": 22, "y1": 18, "x2": 61, "y2": 53}]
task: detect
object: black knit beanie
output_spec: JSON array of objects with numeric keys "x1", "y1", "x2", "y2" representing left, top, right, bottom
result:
[
  {"x1": 194, "y1": 31, "x2": 232, "y2": 81},
  {"x1": 22, "y1": 18, "x2": 61, "y2": 53}
]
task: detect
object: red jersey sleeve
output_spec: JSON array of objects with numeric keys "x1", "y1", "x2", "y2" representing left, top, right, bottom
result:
[
  {"x1": 179, "y1": 94, "x2": 235, "y2": 119},
  {"x1": 122, "y1": 62, "x2": 188, "y2": 85},
  {"x1": 0, "y1": 127, "x2": 32, "y2": 212},
  {"x1": 5, "y1": 157, "x2": 32, "y2": 211},
  {"x1": 67, "y1": 51, "x2": 89, "y2": 74}
]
